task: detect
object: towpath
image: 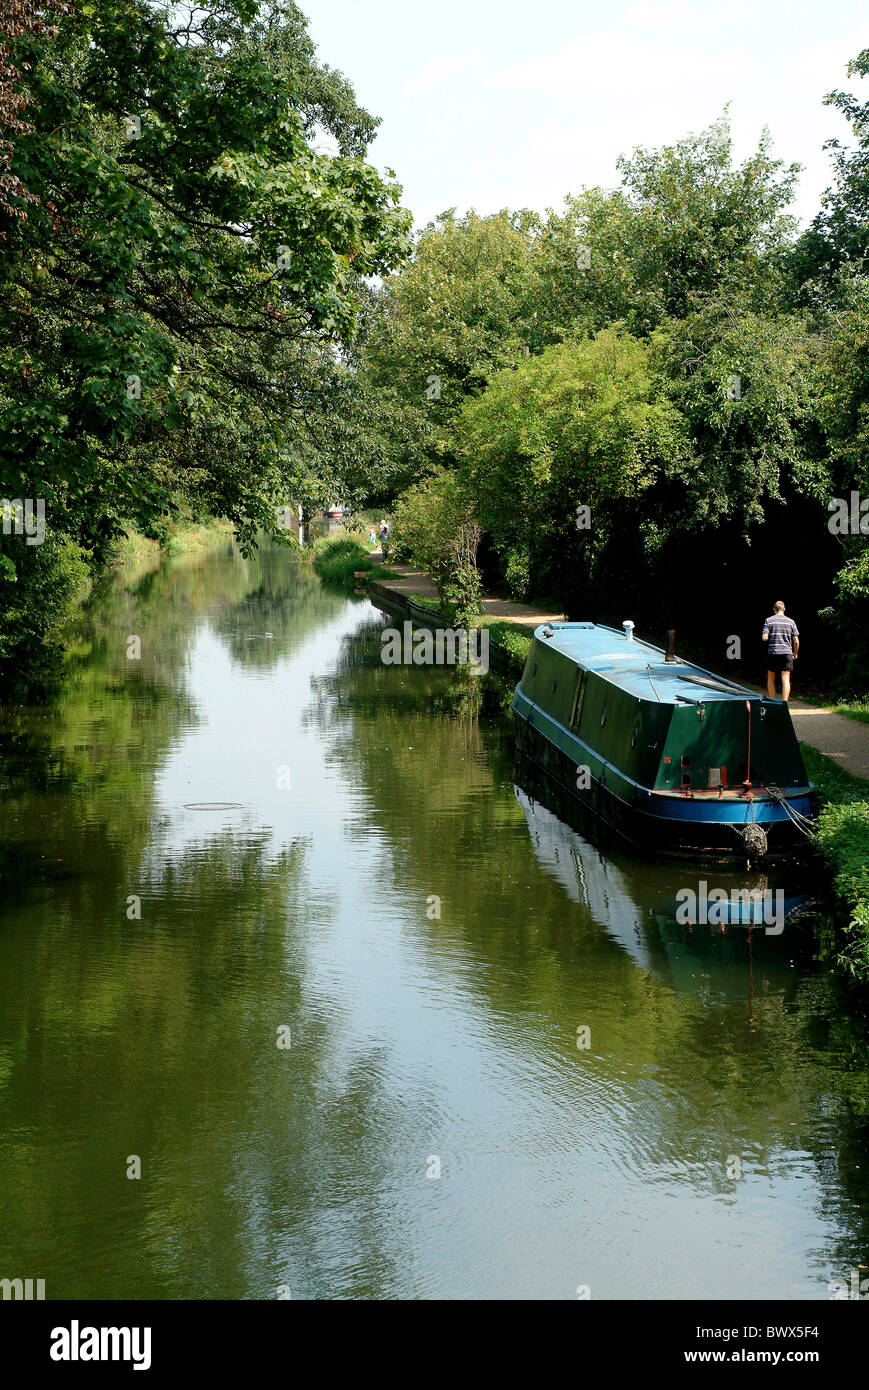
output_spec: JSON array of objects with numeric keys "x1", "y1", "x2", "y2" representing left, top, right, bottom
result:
[
  {"x1": 372, "y1": 560, "x2": 565, "y2": 627},
  {"x1": 370, "y1": 559, "x2": 869, "y2": 781}
]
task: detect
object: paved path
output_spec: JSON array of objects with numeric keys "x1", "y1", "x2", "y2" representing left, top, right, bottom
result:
[
  {"x1": 370, "y1": 558, "x2": 869, "y2": 780},
  {"x1": 373, "y1": 560, "x2": 565, "y2": 627},
  {"x1": 782, "y1": 701, "x2": 869, "y2": 781}
]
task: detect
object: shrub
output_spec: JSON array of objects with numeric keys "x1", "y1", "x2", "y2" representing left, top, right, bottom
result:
[
  {"x1": 311, "y1": 530, "x2": 396, "y2": 591},
  {"x1": 390, "y1": 469, "x2": 482, "y2": 625},
  {"x1": 802, "y1": 745, "x2": 869, "y2": 978},
  {"x1": 0, "y1": 530, "x2": 91, "y2": 684}
]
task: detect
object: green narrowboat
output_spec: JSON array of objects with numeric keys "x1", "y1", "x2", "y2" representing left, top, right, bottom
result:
[{"x1": 511, "y1": 621, "x2": 814, "y2": 862}]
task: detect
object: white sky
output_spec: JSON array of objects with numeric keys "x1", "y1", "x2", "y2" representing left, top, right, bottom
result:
[{"x1": 304, "y1": 0, "x2": 868, "y2": 231}]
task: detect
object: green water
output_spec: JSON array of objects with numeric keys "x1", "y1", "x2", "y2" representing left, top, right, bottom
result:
[{"x1": 1, "y1": 541, "x2": 869, "y2": 1300}]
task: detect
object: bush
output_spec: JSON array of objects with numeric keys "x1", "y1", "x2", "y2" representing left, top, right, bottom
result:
[
  {"x1": 802, "y1": 745, "x2": 869, "y2": 978},
  {"x1": 390, "y1": 469, "x2": 482, "y2": 625},
  {"x1": 311, "y1": 530, "x2": 396, "y2": 591},
  {"x1": 481, "y1": 619, "x2": 532, "y2": 679},
  {"x1": 0, "y1": 530, "x2": 91, "y2": 685}
]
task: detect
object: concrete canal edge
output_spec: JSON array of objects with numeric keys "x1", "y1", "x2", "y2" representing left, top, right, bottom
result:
[{"x1": 367, "y1": 566, "x2": 565, "y2": 680}]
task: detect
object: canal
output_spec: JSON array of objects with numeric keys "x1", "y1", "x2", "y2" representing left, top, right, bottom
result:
[{"x1": 1, "y1": 538, "x2": 869, "y2": 1299}]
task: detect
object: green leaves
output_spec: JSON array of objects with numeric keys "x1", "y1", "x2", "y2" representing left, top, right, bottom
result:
[
  {"x1": 0, "y1": 0, "x2": 411, "y2": 676},
  {"x1": 456, "y1": 330, "x2": 691, "y2": 561}
]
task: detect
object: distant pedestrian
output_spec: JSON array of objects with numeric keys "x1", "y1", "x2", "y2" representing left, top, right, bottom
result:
[
  {"x1": 762, "y1": 600, "x2": 799, "y2": 702},
  {"x1": 369, "y1": 527, "x2": 376, "y2": 547},
  {"x1": 379, "y1": 519, "x2": 389, "y2": 556}
]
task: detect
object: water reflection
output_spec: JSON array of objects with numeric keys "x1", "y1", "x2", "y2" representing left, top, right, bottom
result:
[{"x1": 512, "y1": 765, "x2": 820, "y2": 1006}]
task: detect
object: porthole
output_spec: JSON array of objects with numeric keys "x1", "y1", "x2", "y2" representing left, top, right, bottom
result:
[
  {"x1": 532, "y1": 661, "x2": 538, "y2": 676},
  {"x1": 600, "y1": 708, "x2": 607, "y2": 727},
  {"x1": 552, "y1": 677, "x2": 558, "y2": 692},
  {"x1": 631, "y1": 725, "x2": 639, "y2": 748}
]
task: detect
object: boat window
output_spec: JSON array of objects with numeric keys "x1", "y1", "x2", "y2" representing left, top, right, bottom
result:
[
  {"x1": 631, "y1": 725, "x2": 639, "y2": 748},
  {"x1": 552, "y1": 677, "x2": 558, "y2": 692},
  {"x1": 532, "y1": 661, "x2": 538, "y2": 677},
  {"x1": 600, "y1": 708, "x2": 607, "y2": 727}
]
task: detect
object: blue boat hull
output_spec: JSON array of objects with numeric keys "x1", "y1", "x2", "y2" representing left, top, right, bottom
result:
[{"x1": 512, "y1": 697, "x2": 813, "y2": 863}]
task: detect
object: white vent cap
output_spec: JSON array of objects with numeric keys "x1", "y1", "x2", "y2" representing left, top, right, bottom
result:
[{"x1": 623, "y1": 620, "x2": 635, "y2": 641}]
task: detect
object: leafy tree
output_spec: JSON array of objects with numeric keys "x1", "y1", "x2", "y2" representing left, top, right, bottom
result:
[
  {"x1": 365, "y1": 209, "x2": 543, "y2": 436},
  {"x1": 0, "y1": 0, "x2": 410, "y2": 675},
  {"x1": 814, "y1": 277, "x2": 869, "y2": 691},
  {"x1": 454, "y1": 329, "x2": 693, "y2": 608},
  {"x1": 390, "y1": 467, "x2": 482, "y2": 622},
  {"x1": 0, "y1": 0, "x2": 68, "y2": 223},
  {"x1": 655, "y1": 304, "x2": 825, "y2": 530},
  {"x1": 793, "y1": 49, "x2": 869, "y2": 293},
  {"x1": 535, "y1": 116, "x2": 800, "y2": 338}
]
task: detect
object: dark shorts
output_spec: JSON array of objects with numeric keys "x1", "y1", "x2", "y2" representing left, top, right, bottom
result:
[{"x1": 767, "y1": 652, "x2": 793, "y2": 673}]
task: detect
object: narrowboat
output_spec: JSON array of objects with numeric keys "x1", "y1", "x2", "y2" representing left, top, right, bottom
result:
[{"x1": 511, "y1": 621, "x2": 814, "y2": 862}]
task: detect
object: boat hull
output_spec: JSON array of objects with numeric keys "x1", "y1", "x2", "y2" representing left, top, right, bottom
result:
[{"x1": 512, "y1": 705, "x2": 813, "y2": 863}]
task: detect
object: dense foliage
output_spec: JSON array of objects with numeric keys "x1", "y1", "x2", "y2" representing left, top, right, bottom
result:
[
  {"x1": 4, "y1": 13, "x2": 869, "y2": 704},
  {"x1": 0, "y1": 0, "x2": 410, "y2": 679},
  {"x1": 359, "y1": 84, "x2": 869, "y2": 696},
  {"x1": 390, "y1": 468, "x2": 482, "y2": 623}
]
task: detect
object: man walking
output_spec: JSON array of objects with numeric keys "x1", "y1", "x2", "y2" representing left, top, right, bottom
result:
[{"x1": 762, "y1": 600, "x2": 799, "y2": 701}]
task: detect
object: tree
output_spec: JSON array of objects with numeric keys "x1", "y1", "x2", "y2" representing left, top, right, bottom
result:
[
  {"x1": 0, "y1": 0, "x2": 68, "y2": 224},
  {"x1": 535, "y1": 116, "x2": 800, "y2": 339},
  {"x1": 813, "y1": 276, "x2": 869, "y2": 691},
  {"x1": 364, "y1": 208, "x2": 543, "y2": 436},
  {"x1": 0, "y1": 0, "x2": 410, "y2": 542},
  {"x1": 654, "y1": 304, "x2": 825, "y2": 531},
  {"x1": 390, "y1": 468, "x2": 482, "y2": 623},
  {"x1": 793, "y1": 49, "x2": 869, "y2": 293},
  {"x1": 0, "y1": 0, "x2": 410, "y2": 675},
  {"x1": 454, "y1": 329, "x2": 694, "y2": 607}
]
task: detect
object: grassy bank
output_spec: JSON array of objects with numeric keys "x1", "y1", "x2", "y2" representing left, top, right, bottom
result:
[
  {"x1": 110, "y1": 519, "x2": 233, "y2": 573},
  {"x1": 828, "y1": 700, "x2": 869, "y2": 726},
  {"x1": 311, "y1": 530, "x2": 397, "y2": 591},
  {"x1": 802, "y1": 744, "x2": 869, "y2": 979},
  {"x1": 481, "y1": 620, "x2": 532, "y2": 680}
]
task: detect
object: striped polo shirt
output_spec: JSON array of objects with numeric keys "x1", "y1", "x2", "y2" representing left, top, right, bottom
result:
[{"x1": 762, "y1": 614, "x2": 798, "y2": 655}]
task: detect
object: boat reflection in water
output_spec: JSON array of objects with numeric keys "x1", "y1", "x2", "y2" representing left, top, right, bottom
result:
[{"x1": 513, "y1": 751, "x2": 822, "y2": 1005}]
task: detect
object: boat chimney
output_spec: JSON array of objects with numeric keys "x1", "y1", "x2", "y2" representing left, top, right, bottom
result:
[
  {"x1": 623, "y1": 620, "x2": 635, "y2": 641},
  {"x1": 664, "y1": 628, "x2": 676, "y2": 663}
]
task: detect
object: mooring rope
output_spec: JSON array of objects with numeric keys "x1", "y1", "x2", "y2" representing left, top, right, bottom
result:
[{"x1": 765, "y1": 784, "x2": 816, "y2": 838}]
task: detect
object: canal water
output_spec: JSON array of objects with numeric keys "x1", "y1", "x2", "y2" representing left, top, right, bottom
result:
[{"x1": 1, "y1": 539, "x2": 869, "y2": 1300}]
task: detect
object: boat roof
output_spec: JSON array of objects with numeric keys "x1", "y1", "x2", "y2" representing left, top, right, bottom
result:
[{"x1": 533, "y1": 623, "x2": 766, "y2": 705}]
